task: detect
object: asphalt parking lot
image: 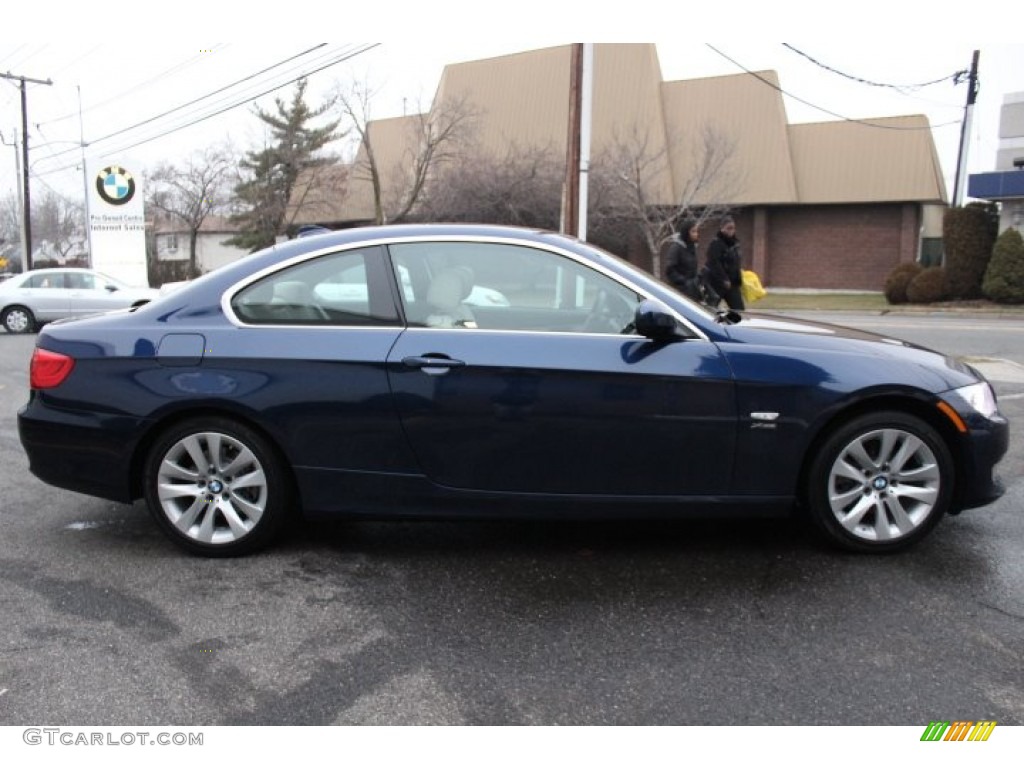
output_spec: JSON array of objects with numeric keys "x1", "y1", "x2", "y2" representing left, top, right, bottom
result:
[{"x1": 0, "y1": 314, "x2": 1022, "y2": 725}]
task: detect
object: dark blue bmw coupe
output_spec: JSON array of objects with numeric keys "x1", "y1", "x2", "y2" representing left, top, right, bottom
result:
[{"x1": 18, "y1": 224, "x2": 1009, "y2": 556}]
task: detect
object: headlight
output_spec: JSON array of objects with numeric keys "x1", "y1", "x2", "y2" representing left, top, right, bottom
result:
[{"x1": 950, "y1": 382, "x2": 999, "y2": 419}]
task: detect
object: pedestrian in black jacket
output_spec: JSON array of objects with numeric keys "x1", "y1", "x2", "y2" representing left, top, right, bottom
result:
[
  {"x1": 665, "y1": 219, "x2": 703, "y2": 302},
  {"x1": 705, "y1": 215, "x2": 744, "y2": 310}
]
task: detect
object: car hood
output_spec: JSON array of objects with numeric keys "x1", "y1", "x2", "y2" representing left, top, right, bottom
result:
[{"x1": 719, "y1": 312, "x2": 981, "y2": 392}]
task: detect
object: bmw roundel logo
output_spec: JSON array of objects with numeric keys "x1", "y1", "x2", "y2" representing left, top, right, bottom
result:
[{"x1": 96, "y1": 166, "x2": 136, "y2": 206}]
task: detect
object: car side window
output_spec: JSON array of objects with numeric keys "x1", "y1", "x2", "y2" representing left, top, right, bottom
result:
[
  {"x1": 388, "y1": 242, "x2": 643, "y2": 335},
  {"x1": 26, "y1": 273, "x2": 65, "y2": 289},
  {"x1": 67, "y1": 273, "x2": 96, "y2": 290},
  {"x1": 230, "y1": 246, "x2": 400, "y2": 327}
]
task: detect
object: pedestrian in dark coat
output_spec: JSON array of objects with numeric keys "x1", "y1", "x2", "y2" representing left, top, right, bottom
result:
[
  {"x1": 665, "y1": 219, "x2": 703, "y2": 302},
  {"x1": 705, "y1": 215, "x2": 745, "y2": 310}
]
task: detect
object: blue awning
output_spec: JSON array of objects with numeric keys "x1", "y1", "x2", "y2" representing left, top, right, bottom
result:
[{"x1": 968, "y1": 171, "x2": 1024, "y2": 200}]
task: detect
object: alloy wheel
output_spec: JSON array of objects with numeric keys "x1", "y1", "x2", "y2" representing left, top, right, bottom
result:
[
  {"x1": 827, "y1": 427, "x2": 942, "y2": 543},
  {"x1": 156, "y1": 431, "x2": 268, "y2": 546}
]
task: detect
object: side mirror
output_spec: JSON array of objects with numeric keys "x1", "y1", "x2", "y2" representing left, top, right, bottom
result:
[
  {"x1": 634, "y1": 299, "x2": 686, "y2": 342},
  {"x1": 105, "y1": 284, "x2": 119, "y2": 292},
  {"x1": 716, "y1": 308, "x2": 742, "y2": 324}
]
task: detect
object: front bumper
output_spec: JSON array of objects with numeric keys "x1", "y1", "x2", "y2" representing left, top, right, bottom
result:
[{"x1": 953, "y1": 411, "x2": 1009, "y2": 512}]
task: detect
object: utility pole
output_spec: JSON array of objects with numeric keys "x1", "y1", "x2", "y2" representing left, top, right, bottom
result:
[
  {"x1": 952, "y1": 50, "x2": 980, "y2": 209},
  {"x1": 562, "y1": 43, "x2": 583, "y2": 237},
  {"x1": 1, "y1": 71, "x2": 54, "y2": 269}
]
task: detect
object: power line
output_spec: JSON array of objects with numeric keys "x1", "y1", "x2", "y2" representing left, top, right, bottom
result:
[
  {"x1": 705, "y1": 44, "x2": 962, "y2": 130},
  {"x1": 30, "y1": 167, "x2": 78, "y2": 200},
  {"x1": 40, "y1": 44, "x2": 230, "y2": 126},
  {"x1": 34, "y1": 44, "x2": 378, "y2": 176},
  {"x1": 47, "y1": 44, "x2": 105, "y2": 81},
  {"x1": 0, "y1": 45, "x2": 30, "y2": 70},
  {"x1": 39, "y1": 44, "x2": 331, "y2": 163},
  {"x1": 75, "y1": 44, "x2": 367, "y2": 161},
  {"x1": 126, "y1": 44, "x2": 354, "y2": 135},
  {"x1": 782, "y1": 44, "x2": 970, "y2": 90},
  {"x1": 0, "y1": 44, "x2": 46, "y2": 78}
]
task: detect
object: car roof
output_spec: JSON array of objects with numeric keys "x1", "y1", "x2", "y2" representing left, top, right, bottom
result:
[
  {"x1": 260, "y1": 224, "x2": 593, "y2": 272},
  {"x1": 284, "y1": 223, "x2": 572, "y2": 248}
]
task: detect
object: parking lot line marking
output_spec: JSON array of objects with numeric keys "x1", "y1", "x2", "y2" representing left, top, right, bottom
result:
[{"x1": 0, "y1": 689, "x2": 8, "y2": 697}]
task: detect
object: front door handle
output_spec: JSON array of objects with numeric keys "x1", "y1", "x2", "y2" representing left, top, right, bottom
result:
[{"x1": 402, "y1": 355, "x2": 465, "y2": 376}]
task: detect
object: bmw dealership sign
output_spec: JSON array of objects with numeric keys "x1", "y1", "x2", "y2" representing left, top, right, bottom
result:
[
  {"x1": 95, "y1": 166, "x2": 137, "y2": 206},
  {"x1": 87, "y1": 160, "x2": 149, "y2": 287}
]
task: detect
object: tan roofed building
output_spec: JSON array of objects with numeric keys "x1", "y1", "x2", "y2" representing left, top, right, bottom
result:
[{"x1": 288, "y1": 44, "x2": 948, "y2": 290}]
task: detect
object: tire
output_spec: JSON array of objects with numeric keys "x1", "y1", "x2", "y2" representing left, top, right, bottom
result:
[
  {"x1": 2, "y1": 305, "x2": 36, "y2": 334},
  {"x1": 806, "y1": 411, "x2": 954, "y2": 553},
  {"x1": 143, "y1": 417, "x2": 291, "y2": 557}
]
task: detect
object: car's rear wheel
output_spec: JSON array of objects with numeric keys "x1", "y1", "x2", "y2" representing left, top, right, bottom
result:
[
  {"x1": 806, "y1": 411, "x2": 954, "y2": 553},
  {"x1": 143, "y1": 417, "x2": 291, "y2": 556},
  {"x1": 2, "y1": 305, "x2": 35, "y2": 333}
]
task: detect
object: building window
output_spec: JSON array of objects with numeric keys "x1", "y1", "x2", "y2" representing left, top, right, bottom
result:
[{"x1": 919, "y1": 238, "x2": 943, "y2": 268}]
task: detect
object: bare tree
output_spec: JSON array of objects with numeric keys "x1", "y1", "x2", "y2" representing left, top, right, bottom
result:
[
  {"x1": 0, "y1": 193, "x2": 21, "y2": 266},
  {"x1": 147, "y1": 145, "x2": 235, "y2": 277},
  {"x1": 30, "y1": 190, "x2": 85, "y2": 263},
  {"x1": 333, "y1": 79, "x2": 477, "y2": 224},
  {"x1": 418, "y1": 142, "x2": 563, "y2": 228},
  {"x1": 592, "y1": 122, "x2": 744, "y2": 276}
]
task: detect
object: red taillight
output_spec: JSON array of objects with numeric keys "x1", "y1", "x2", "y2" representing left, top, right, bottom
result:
[{"x1": 30, "y1": 348, "x2": 76, "y2": 389}]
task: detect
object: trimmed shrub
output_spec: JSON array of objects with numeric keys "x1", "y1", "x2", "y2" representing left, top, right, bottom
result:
[
  {"x1": 982, "y1": 228, "x2": 1024, "y2": 304},
  {"x1": 884, "y1": 262, "x2": 923, "y2": 304},
  {"x1": 942, "y1": 205, "x2": 995, "y2": 299},
  {"x1": 906, "y1": 266, "x2": 947, "y2": 304}
]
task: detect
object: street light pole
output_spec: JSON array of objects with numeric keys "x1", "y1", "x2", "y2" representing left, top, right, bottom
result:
[
  {"x1": 77, "y1": 85, "x2": 93, "y2": 267},
  {"x1": 0, "y1": 128, "x2": 26, "y2": 269},
  {"x1": 577, "y1": 43, "x2": 593, "y2": 242}
]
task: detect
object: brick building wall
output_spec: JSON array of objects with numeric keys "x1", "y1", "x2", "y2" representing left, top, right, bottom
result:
[
  {"x1": 638, "y1": 203, "x2": 925, "y2": 291},
  {"x1": 764, "y1": 204, "x2": 920, "y2": 290}
]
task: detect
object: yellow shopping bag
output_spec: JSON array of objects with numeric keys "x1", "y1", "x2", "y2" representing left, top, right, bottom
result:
[{"x1": 741, "y1": 269, "x2": 767, "y2": 303}]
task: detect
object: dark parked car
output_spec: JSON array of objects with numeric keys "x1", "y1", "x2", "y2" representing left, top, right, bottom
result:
[{"x1": 18, "y1": 225, "x2": 1008, "y2": 556}]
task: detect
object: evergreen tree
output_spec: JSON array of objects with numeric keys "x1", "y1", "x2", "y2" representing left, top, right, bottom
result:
[
  {"x1": 228, "y1": 79, "x2": 340, "y2": 252},
  {"x1": 982, "y1": 227, "x2": 1024, "y2": 304},
  {"x1": 942, "y1": 205, "x2": 994, "y2": 300}
]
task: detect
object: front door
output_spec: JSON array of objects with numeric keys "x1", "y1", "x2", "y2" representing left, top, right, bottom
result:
[{"x1": 385, "y1": 241, "x2": 736, "y2": 496}]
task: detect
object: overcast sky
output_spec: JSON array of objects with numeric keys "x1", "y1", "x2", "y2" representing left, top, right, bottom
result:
[{"x1": 3, "y1": 6, "x2": 1023, "y2": 211}]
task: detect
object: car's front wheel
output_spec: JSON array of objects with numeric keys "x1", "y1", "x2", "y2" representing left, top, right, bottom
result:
[
  {"x1": 806, "y1": 411, "x2": 954, "y2": 553},
  {"x1": 143, "y1": 417, "x2": 291, "y2": 556},
  {"x1": 2, "y1": 305, "x2": 36, "y2": 333}
]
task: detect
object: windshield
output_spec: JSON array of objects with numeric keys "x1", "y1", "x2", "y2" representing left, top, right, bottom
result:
[{"x1": 573, "y1": 241, "x2": 720, "y2": 321}]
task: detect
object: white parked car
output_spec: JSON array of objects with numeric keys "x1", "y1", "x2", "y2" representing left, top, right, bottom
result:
[
  {"x1": 0, "y1": 268, "x2": 160, "y2": 333},
  {"x1": 314, "y1": 263, "x2": 511, "y2": 307}
]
